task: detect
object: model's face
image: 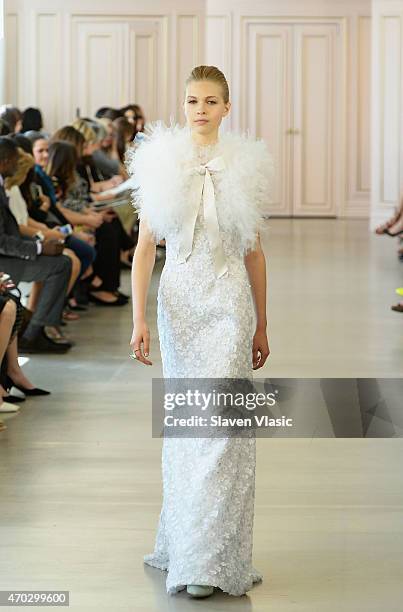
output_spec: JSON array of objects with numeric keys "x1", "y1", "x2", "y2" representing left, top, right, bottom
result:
[
  {"x1": 184, "y1": 80, "x2": 230, "y2": 136},
  {"x1": 32, "y1": 139, "x2": 48, "y2": 168}
]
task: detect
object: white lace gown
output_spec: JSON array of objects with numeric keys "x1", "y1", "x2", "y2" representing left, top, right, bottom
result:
[{"x1": 144, "y1": 142, "x2": 263, "y2": 596}]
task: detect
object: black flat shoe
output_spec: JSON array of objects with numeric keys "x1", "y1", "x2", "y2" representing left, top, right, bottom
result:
[
  {"x1": 89, "y1": 283, "x2": 128, "y2": 301},
  {"x1": 68, "y1": 301, "x2": 88, "y2": 312},
  {"x1": 115, "y1": 290, "x2": 129, "y2": 300},
  {"x1": 19, "y1": 331, "x2": 71, "y2": 354},
  {"x1": 1, "y1": 393, "x2": 25, "y2": 403},
  {"x1": 6, "y1": 376, "x2": 50, "y2": 396},
  {"x1": 88, "y1": 293, "x2": 128, "y2": 306}
]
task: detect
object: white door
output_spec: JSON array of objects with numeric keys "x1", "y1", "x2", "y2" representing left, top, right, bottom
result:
[
  {"x1": 71, "y1": 17, "x2": 167, "y2": 121},
  {"x1": 245, "y1": 21, "x2": 342, "y2": 217}
]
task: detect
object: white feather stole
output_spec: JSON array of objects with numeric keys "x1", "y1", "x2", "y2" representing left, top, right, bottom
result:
[{"x1": 125, "y1": 121, "x2": 274, "y2": 253}]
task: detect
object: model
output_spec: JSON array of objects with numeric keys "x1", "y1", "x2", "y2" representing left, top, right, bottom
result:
[{"x1": 128, "y1": 65, "x2": 272, "y2": 598}]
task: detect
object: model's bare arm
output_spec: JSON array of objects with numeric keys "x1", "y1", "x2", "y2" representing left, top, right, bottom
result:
[
  {"x1": 130, "y1": 218, "x2": 157, "y2": 365},
  {"x1": 244, "y1": 234, "x2": 270, "y2": 370}
]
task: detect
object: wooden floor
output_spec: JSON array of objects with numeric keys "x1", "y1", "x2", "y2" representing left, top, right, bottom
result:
[{"x1": 1, "y1": 219, "x2": 402, "y2": 611}]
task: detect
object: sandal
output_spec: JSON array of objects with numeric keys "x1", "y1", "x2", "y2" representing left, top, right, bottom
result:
[
  {"x1": 68, "y1": 298, "x2": 88, "y2": 312},
  {"x1": 62, "y1": 309, "x2": 80, "y2": 321},
  {"x1": 384, "y1": 228, "x2": 403, "y2": 237},
  {"x1": 375, "y1": 208, "x2": 403, "y2": 234}
]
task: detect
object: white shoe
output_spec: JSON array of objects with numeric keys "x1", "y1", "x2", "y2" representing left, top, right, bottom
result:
[
  {"x1": 7, "y1": 385, "x2": 25, "y2": 399},
  {"x1": 0, "y1": 401, "x2": 20, "y2": 413},
  {"x1": 187, "y1": 585, "x2": 214, "y2": 598}
]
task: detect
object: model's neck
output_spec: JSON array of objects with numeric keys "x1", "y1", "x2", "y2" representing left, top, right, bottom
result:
[{"x1": 191, "y1": 131, "x2": 219, "y2": 146}]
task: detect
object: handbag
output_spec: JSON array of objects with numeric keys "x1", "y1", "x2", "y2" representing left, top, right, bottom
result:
[{"x1": 0, "y1": 275, "x2": 26, "y2": 338}]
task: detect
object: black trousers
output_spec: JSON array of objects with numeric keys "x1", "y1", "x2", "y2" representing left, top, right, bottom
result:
[{"x1": 93, "y1": 217, "x2": 134, "y2": 291}]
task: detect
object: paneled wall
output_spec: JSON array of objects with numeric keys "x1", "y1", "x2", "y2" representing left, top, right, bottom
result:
[
  {"x1": 371, "y1": 0, "x2": 403, "y2": 229},
  {"x1": 3, "y1": 0, "x2": 371, "y2": 218}
]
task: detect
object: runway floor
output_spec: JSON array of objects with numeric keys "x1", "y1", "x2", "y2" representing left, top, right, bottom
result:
[{"x1": 0, "y1": 219, "x2": 402, "y2": 611}]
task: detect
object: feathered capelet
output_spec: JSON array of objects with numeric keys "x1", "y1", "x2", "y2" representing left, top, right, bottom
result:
[{"x1": 125, "y1": 121, "x2": 274, "y2": 256}]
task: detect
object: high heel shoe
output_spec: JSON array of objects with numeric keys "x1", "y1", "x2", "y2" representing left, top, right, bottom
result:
[
  {"x1": 186, "y1": 585, "x2": 215, "y2": 598},
  {"x1": 6, "y1": 375, "x2": 51, "y2": 396}
]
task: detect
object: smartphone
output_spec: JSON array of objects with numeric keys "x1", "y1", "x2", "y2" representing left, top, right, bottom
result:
[
  {"x1": 59, "y1": 224, "x2": 73, "y2": 236},
  {"x1": 30, "y1": 183, "x2": 43, "y2": 200}
]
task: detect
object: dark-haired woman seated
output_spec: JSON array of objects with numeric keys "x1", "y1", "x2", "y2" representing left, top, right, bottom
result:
[
  {"x1": 47, "y1": 137, "x2": 132, "y2": 305},
  {"x1": 16, "y1": 132, "x2": 97, "y2": 312}
]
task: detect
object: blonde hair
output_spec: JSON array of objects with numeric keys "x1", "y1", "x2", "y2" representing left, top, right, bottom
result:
[
  {"x1": 4, "y1": 148, "x2": 34, "y2": 189},
  {"x1": 185, "y1": 65, "x2": 230, "y2": 104},
  {"x1": 72, "y1": 118, "x2": 97, "y2": 143}
]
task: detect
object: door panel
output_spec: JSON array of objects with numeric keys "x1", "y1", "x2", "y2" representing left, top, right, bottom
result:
[
  {"x1": 246, "y1": 23, "x2": 293, "y2": 215},
  {"x1": 293, "y1": 24, "x2": 339, "y2": 216},
  {"x1": 244, "y1": 20, "x2": 341, "y2": 217}
]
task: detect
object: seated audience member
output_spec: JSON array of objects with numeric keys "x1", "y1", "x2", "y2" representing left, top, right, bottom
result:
[
  {"x1": 47, "y1": 139, "x2": 131, "y2": 305},
  {"x1": 375, "y1": 198, "x2": 403, "y2": 238},
  {"x1": 15, "y1": 133, "x2": 96, "y2": 264},
  {"x1": 72, "y1": 119, "x2": 122, "y2": 192},
  {"x1": 0, "y1": 282, "x2": 19, "y2": 431},
  {"x1": 0, "y1": 106, "x2": 22, "y2": 134},
  {"x1": 12, "y1": 131, "x2": 96, "y2": 310},
  {"x1": 0, "y1": 119, "x2": 10, "y2": 136},
  {"x1": 0, "y1": 137, "x2": 73, "y2": 353},
  {"x1": 92, "y1": 118, "x2": 121, "y2": 179},
  {"x1": 120, "y1": 104, "x2": 145, "y2": 133},
  {"x1": 73, "y1": 118, "x2": 135, "y2": 254},
  {"x1": 0, "y1": 271, "x2": 50, "y2": 428},
  {"x1": 374, "y1": 196, "x2": 403, "y2": 311},
  {"x1": 94, "y1": 107, "x2": 122, "y2": 121},
  {"x1": 56, "y1": 123, "x2": 134, "y2": 277},
  {"x1": 21, "y1": 107, "x2": 44, "y2": 133},
  {"x1": 4, "y1": 147, "x2": 81, "y2": 325},
  {"x1": 112, "y1": 117, "x2": 134, "y2": 174}
]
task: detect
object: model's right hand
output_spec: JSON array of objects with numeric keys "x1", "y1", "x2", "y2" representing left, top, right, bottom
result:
[{"x1": 130, "y1": 321, "x2": 152, "y2": 365}]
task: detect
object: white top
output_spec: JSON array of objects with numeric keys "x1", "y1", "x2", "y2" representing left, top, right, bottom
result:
[{"x1": 6, "y1": 185, "x2": 29, "y2": 225}]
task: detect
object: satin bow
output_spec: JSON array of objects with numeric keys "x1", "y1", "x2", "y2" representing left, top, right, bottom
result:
[{"x1": 178, "y1": 156, "x2": 228, "y2": 278}]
